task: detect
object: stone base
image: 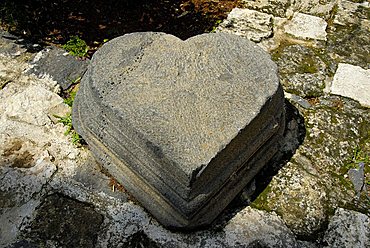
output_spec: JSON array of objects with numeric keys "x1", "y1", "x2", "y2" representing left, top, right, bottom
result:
[{"x1": 73, "y1": 32, "x2": 286, "y2": 229}]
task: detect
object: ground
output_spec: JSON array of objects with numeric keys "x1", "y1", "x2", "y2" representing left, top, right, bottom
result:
[
  {"x1": 0, "y1": 0, "x2": 369, "y2": 247},
  {"x1": 0, "y1": 0, "x2": 240, "y2": 56}
]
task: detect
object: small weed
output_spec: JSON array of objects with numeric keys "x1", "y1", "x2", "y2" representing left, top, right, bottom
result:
[
  {"x1": 71, "y1": 131, "x2": 82, "y2": 145},
  {"x1": 63, "y1": 80, "x2": 80, "y2": 107},
  {"x1": 209, "y1": 20, "x2": 222, "y2": 33},
  {"x1": 55, "y1": 113, "x2": 82, "y2": 145},
  {"x1": 56, "y1": 113, "x2": 73, "y2": 136},
  {"x1": 62, "y1": 36, "x2": 89, "y2": 58},
  {"x1": 345, "y1": 147, "x2": 369, "y2": 170},
  {"x1": 63, "y1": 91, "x2": 77, "y2": 107}
]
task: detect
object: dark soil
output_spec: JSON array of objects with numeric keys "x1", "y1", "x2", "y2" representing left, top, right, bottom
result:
[{"x1": 0, "y1": 0, "x2": 240, "y2": 56}]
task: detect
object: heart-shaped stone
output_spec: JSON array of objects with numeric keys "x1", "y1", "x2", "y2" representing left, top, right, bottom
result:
[{"x1": 73, "y1": 32, "x2": 285, "y2": 229}]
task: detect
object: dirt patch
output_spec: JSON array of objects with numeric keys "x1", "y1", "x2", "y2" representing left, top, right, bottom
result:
[
  {"x1": 0, "y1": 0, "x2": 240, "y2": 56},
  {"x1": 1, "y1": 139, "x2": 35, "y2": 168}
]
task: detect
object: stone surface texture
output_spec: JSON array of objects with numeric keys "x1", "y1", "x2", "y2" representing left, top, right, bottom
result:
[
  {"x1": 240, "y1": 0, "x2": 338, "y2": 19},
  {"x1": 217, "y1": 0, "x2": 370, "y2": 242},
  {"x1": 216, "y1": 8, "x2": 273, "y2": 42},
  {"x1": 334, "y1": 0, "x2": 369, "y2": 26},
  {"x1": 73, "y1": 32, "x2": 286, "y2": 229},
  {"x1": 284, "y1": 13, "x2": 327, "y2": 41},
  {"x1": 330, "y1": 63, "x2": 370, "y2": 107},
  {"x1": 28, "y1": 46, "x2": 89, "y2": 90},
  {"x1": 1, "y1": 0, "x2": 370, "y2": 246},
  {"x1": 323, "y1": 208, "x2": 370, "y2": 247}
]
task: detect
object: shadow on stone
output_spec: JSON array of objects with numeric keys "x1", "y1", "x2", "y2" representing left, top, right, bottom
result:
[
  {"x1": 0, "y1": 31, "x2": 43, "y2": 54},
  {"x1": 212, "y1": 99, "x2": 306, "y2": 229},
  {"x1": 6, "y1": 239, "x2": 38, "y2": 248},
  {"x1": 0, "y1": 30, "x2": 43, "y2": 59},
  {"x1": 123, "y1": 231, "x2": 160, "y2": 248},
  {"x1": 21, "y1": 193, "x2": 104, "y2": 248}
]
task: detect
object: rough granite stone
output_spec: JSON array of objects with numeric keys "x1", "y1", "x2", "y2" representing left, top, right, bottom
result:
[
  {"x1": 73, "y1": 32, "x2": 286, "y2": 229},
  {"x1": 323, "y1": 208, "x2": 370, "y2": 248}
]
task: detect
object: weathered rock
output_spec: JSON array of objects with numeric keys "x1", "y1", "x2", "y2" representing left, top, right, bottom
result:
[
  {"x1": 140, "y1": 206, "x2": 303, "y2": 248},
  {"x1": 28, "y1": 46, "x2": 89, "y2": 90},
  {"x1": 251, "y1": 90, "x2": 370, "y2": 237},
  {"x1": 1, "y1": 85, "x2": 65, "y2": 126},
  {"x1": 330, "y1": 63, "x2": 370, "y2": 108},
  {"x1": 323, "y1": 208, "x2": 370, "y2": 248},
  {"x1": 334, "y1": 0, "x2": 366, "y2": 26},
  {"x1": 0, "y1": 30, "x2": 41, "y2": 58},
  {"x1": 0, "y1": 45, "x2": 292, "y2": 247},
  {"x1": 287, "y1": 0, "x2": 337, "y2": 19},
  {"x1": 73, "y1": 32, "x2": 286, "y2": 229},
  {"x1": 284, "y1": 13, "x2": 327, "y2": 41},
  {"x1": 284, "y1": 92, "x2": 312, "y2": 109},
  {"x1": 216, "y1": 8, "x2": 273, "y2": 42},
  {"x1": 251, "y1": 157, "x2": 329, "y2": 237},
  {"x1": 223, "y1": 207, "x2": 297, "y2": 247},
  {"x1": 240, "y1": 0, "x2": 337, "y2": 19},
  {"x1": 348, "y1": 162, "x2": 366, "y2": 199},
  {"x1": 272, "y1": 44, "x2": 329, "y2": 98},
  {"x1": 240, "y1": 0, "x2": 290, "y2": 17},
  {"x1": 0, "y1": 54, "x2": 82, "y2": 246},
  {"x1": 326, "y1": 22, "x2": 369, "y2": 69},
  {"x1": 22, "y1": 194, "x2": 104, "y2": 248},
  {"x1": 1, "y1": 1, "x2": 370, "y2": 245}
]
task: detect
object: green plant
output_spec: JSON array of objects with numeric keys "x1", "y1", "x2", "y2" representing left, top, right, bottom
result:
[
  {"x1": 63, "y1": 79, "x2": 80, "y2": 106},
  {"x1": 210, "y1": 20, "x2": 222, "y2": 33},
  {"x1": 63, "y1": 91, "x2": 77, "y2": 107},
  {"x1": 62, "y1": 36, "x2": 89, "y2": 58},
  {"x1": 346, "y1": 147, "x2": 369, "y2": 170},
  {"x1": 345, "y1": 147, "x2": 370, "y2": 186},
  {"x1": 55, "y1": 113, "x2": 82, "y2": 145}
]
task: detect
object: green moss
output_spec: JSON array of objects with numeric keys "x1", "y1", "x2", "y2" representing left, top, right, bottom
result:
[
  {"x1": 271, "y1": 42, "x2": 290, "y2": 62},
  {"x1": 330, "y1": 171, "x2": 354, "y2": 191},
  {"x1": 359, "y1": 120, "x2": 370, "y2": 146},
  {"x1": 330, "y1": 114, "x2": 339, "y2": 125},
  {"x1": 250, "y1": 184, "x2": 275, "y2": 212},
  {"x1": 64, "y1": 91, "x2": 77, "y2": 107},
  {"x1": 296, "y1": 56, "x2": 319, "y2": 74}
]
